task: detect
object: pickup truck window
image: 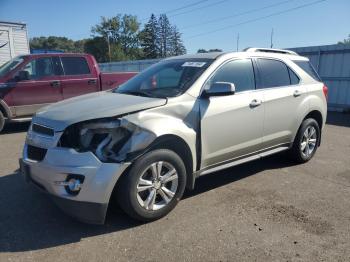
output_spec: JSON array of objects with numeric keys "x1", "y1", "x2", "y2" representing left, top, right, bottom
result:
[
  {"x1": 61, "y1": 57, "x2": 90, "y2": 75},
  {"x1": 21, "y1": 57, "x2": 55, "y2": 80}
]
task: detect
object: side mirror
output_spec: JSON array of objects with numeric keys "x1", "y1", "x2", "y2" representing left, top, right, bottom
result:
[
  {"x1": 203, "y1": 82, "x2": 235, "y2": 97},
  {"x1": 16, "y1": 70, "x2": 30, "y2": 81}
]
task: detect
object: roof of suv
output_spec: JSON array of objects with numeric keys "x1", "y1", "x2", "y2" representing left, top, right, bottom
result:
[{"x1": 167, "y1": 48, "x2": 308, "y2": 61}]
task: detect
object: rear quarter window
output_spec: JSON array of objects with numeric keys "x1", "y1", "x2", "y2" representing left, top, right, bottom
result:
[
  {"x1": 61, "y1": 57, "x2": 91, "y2": 75},
  {"x1": 293, "y1": 60, "x2": 321, "y2": 81}
]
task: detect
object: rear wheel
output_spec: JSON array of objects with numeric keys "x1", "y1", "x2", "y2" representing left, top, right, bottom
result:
[
  {"x1": 0, "y1": 111, "x2": 5, "y2": 133},
  {"x1": 290, "y1": 118, "x2": 320, "y2": 163},
  {"x1": 116, "y1": 149, "x2": 186, "y2": 222}
]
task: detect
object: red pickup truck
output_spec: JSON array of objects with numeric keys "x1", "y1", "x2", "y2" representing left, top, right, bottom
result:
[{"x1": 0, "y1": 53, "x2": 137, "y2": 132}]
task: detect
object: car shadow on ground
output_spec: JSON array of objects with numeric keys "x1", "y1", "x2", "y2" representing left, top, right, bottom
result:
[
  {"x1": 0, "y1": 153, "x2": 296, "y2": 253},
  {"x1": 0, "y1": 122, "x2": 30, "y2": 135}
]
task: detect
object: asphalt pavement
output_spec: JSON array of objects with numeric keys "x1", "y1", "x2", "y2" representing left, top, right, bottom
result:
[{"x1": 0, "y1": 112, "x2": 349, "y2": 261}]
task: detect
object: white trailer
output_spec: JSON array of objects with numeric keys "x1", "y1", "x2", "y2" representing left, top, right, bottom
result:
[{"x1": 0, "y1": 21, "x2": 30, "y2": 66}]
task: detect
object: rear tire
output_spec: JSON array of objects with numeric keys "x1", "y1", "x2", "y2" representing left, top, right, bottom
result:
[
  {"x1": 0, "y1": 111, "x2": 5, "y2": 133},
  {"x1": 289, "y1": 118, "x2": 320, "y2": 163},
  {"x1": 116, "y1": 149, "x2": 187, "y2": 222}
]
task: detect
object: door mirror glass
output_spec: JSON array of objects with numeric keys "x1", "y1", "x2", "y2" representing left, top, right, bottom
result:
[{"x1": 203, "y1": 82, "x2": 235, "y2": 97}]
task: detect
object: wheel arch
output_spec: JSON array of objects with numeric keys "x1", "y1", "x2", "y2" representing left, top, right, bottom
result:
[
  {"x1": 144, "y1": 134, "x2": 195, "y2": 190},
  {"x1": 0, "y1": 99, "x2": 12, "y2": 119}
]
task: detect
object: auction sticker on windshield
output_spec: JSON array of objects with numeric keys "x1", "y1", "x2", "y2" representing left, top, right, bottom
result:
[{"x1": 182, "y1": 62, "x2": 207, "y2": 67}]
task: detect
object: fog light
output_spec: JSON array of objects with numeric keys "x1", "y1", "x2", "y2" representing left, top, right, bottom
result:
[
  {"x1": 67, "y1": 178, "x2": 81, "y2": 192},
  {"x1": 55, "y1": 174, "x2": 85, "y2": 195}
]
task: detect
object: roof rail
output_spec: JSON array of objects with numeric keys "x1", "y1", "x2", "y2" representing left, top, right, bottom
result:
[{"x1": 244, "y1": 47, "x2": 298, "y2": 55}]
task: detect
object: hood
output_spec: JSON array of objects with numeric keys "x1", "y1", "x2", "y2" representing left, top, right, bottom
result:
[{"x1": 34, "y1": 91, "x2": 167, "y2": 131}]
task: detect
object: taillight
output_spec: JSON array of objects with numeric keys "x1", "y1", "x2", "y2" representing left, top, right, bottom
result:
[{"x1": 323, "y1": 84, "x2": 328, "y2": 100}]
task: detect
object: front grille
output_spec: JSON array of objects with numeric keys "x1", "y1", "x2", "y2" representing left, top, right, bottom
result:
[
  {"x1": 27, "y1": 145, "x2": 47, "y2": 161},
  {"x1": 32, "y1": 124, "x2": 54, "y2": 137}
]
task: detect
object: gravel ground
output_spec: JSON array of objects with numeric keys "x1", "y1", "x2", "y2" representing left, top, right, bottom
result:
[{"x1": 0, "y1": 112, "x2": 349, "y2": 262}]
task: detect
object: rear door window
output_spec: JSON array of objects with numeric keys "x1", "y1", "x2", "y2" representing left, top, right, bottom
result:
[
  {"x1": 61, "y1": 57, "x2": 91, "y2": 75},
  {"x1": 257, "y1": 58, "x2": 290, "y2": 88},
  {"x1": 294, "y1": 60, "x2": 321, "y2": 81}
]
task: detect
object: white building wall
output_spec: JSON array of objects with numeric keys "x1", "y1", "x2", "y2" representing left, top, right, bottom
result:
[{"x1": 0, "y1": 22, "x2": 30, "y2": 66}]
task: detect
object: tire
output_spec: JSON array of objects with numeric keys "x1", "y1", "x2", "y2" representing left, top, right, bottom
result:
[
  {"x1": 116, "y1": 149, "x2": 187, "y2": 222},
  {"x1": 0, "y1": 111, "x2": 5, "y2": 133},
  {"x1": 289, "y1": 118, "x2": 320, "y2": 163}
]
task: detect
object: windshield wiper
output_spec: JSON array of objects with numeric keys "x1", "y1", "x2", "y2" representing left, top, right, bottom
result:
[{"x1": 117, "y1": 90, "x2": 154, "y2": 97}]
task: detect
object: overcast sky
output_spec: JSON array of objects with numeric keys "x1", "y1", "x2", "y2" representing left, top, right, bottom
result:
[{"x1": 1, "y1": 0, "x2": 349, "y2": 53}]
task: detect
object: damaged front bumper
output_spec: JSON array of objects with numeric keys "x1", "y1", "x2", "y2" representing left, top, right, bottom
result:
[{"x1": 20, "y1": 144, "x2": 130, "y2": 224}]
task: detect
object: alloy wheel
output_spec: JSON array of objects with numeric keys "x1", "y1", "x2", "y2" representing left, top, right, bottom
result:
[
  {"x1": 136, "y1": 161, "x2": 178, "y2": 211},
  {"x1": 300, "y1": 125, "x2": 317, "y2": 157}
]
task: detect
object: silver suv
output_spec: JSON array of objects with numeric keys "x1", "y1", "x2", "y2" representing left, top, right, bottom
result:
[{"x1": 20, "y1": 48, "x2": 328, "y2": 224}]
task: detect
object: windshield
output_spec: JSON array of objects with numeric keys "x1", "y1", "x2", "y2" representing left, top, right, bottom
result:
[
  {"x1": 114, "y1": 58, "x2": 213, "y2": 98},
  {"x1": 0, "y1": 56, "x2": 25, "y2": 78}
]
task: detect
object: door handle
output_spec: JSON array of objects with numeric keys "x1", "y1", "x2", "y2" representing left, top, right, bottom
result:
[
  {"x1": 249, "y1": 99, "x2": 262, "y2": 108},
  {"x1": 50, "y1": 80, "x2": 60, "y2": 87},
  {"x1": 88, "y1": 79, "x2": 97, "y2": 85},
  {"x1": 293, "y1": 90, "x2": 302, "y2": 97}
]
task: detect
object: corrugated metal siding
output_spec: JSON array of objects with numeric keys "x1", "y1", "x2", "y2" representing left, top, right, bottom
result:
[
  {"x1": 290, "y1": 44, "x2": 350, "y2": 111},
  {"x1": 99, "y1": 59, "x2": 161, "y2": 73}
]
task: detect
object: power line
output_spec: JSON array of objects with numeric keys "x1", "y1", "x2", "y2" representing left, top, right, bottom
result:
[
  {"x1": 141, "y1": 0, "x2": 211, "y2": 21},
  {"x1": 186, "y1": 0, "x2": 327, "y2": 39},
  {"x1": 168, "y1": 0, "x2": 230, "y2": 18},
  {"x1": 164, "y1": 0, "x2": 211, "y2": 14},
  {"x1": 180, "y1": 0, "x2": 297, "y2": 30}
]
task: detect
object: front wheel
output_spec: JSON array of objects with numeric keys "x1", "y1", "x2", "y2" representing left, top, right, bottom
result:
[
  {"x1": 289, "y1": 118, "x2": 320, "y2": 163},
  {"x1": 116, "y1": 149, "x2": 187, "y2": 222}
]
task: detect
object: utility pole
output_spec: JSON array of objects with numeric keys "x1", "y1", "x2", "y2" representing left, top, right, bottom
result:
[
  {"x1": 270, "y1": 28, "x2": 274, "y2": 48},
  {"x1": 236, "y1": 33, "x2": 240, "y2": 52}
]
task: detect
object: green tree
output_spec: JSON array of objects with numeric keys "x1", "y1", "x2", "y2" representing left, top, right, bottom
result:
[
  {"x1": 84, "y1": 37, "x2": 109, "y2": 62},
  {"x1": 158, "y1": 14, "x2": 172, "y2": 58},
  {"x1": 169, "y1": 26, "x2": 186, "y2": 56},
  {"x1": 338, "y1": 34, "x2": 350, "y2": 45},
  {"x1": 140, "y1": 14, "x2": 159, "y2": 59},
  {"x1": 196, "y1": 48, "x2": 223, "y2": 53},
  {"x1": 30, "y1": 36, "x2": 81, "y2": 52},
  {"x1": 91, "y1": 14, "x2": 141, "y2": 61}
]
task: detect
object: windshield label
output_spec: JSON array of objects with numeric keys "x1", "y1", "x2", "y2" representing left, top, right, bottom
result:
[{"x1": 182, "y1": 62, "x2": 206, "y2": 67}]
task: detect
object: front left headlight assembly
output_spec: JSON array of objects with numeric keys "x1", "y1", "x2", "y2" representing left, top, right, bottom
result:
[{"x1": 59, "y1": 118, "x2": 156, "y2": 163}]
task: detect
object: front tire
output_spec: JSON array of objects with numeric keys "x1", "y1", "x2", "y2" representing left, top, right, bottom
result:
[
  {"x1": 0, "y1": 111, "x2": 5, "y2": 133},
  {"x1": 290, "y1": 118, "x2": 320, "y2": 163},
  {"x1": 116, "y1": 149, "x2": 187, "y2": 222}
]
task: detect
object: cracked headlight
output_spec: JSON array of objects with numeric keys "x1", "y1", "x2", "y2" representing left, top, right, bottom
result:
[{"x1": 59, "y1": 118, "x2": 156, "y2": 163}]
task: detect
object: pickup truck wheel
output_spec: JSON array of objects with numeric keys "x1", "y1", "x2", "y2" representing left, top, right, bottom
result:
[
  {"x1": 116, "y1": 149, "x2": 186, "y2": 222},
  {"x1": 289, "y1": 118, "x2": 320, "y2": 163},
  {"x1": 0, "y1": 111, "x2": 5, "y2": 133}
]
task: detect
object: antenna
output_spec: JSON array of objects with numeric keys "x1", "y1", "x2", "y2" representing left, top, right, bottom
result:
[
  {"x1": 236, "y1": 33, "x2": 240, "y2": 51},
  {"x1": 270, "y1": 28, "x2": 274, "y2": 48}
]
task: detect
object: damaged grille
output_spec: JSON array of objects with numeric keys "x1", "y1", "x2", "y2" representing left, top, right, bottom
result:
[{"x1": 27, "y1": 145, "x2": 47, "y2": 161}]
